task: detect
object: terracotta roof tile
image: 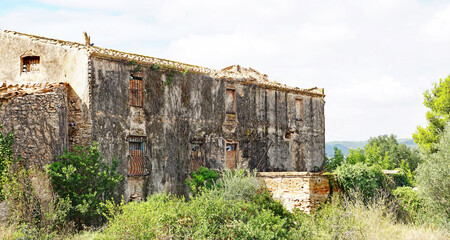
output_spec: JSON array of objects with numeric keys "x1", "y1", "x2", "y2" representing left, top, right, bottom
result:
[{"x1": 0, "y1": 82, "x2": 67, "y2": 101}]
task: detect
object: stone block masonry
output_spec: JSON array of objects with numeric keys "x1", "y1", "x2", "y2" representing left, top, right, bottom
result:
[
  {"x1": 0, "y1": 85, "x2": 68, "y2": 168},
  {"x1": 257, "y1": 172, "x2": 330, "y2": 213},
  {"x1": 0, "y1": 29, "x2": 326, "y2": 202}
]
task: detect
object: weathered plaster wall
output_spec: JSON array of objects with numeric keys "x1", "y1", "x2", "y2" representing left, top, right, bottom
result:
[
  {"x1": 89, "y1": 58, "x2": 132, "y2": 198},
  {"x1": 90, "y1": 57, "x2": 325, "y2": 198},
  {"x1": 257, "y1": 172, "x2": 330, "y2": 213},
  {"x1": 0, "y1": 87, "x2": 68, "y2": 168},
  {"x1": 0, "y1": 32, "x2": 92, "y2": 150},
  {"x1": 0, "y1": 31, "x2": 90, "y2": 105}
]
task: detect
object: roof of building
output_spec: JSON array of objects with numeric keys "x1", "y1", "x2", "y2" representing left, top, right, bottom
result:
[
  {"x1": 0, "y1": 82, "x2": 67, "y2": 102},
  {"x1": 1, "y1": 29, "x2": 324, "y2": 97}
]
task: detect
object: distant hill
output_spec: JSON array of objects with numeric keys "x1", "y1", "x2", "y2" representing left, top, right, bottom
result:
[{"x1": 325, "y1": 139, "x2": 418, "y2": 157}]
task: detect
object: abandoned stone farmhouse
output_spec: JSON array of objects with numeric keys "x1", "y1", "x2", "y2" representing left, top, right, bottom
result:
[{"x1": 0, "y1": 29, "x2": 326, "y2": 201}]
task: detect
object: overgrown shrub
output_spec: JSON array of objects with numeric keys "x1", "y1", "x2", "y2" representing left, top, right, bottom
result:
[
  {"x1": 393, "y1": 187, "x2": 422, "y2": 222},
  {"x1": 46, "y1": 142, "x2": 123, "y2": 228},
  {"x1": 0, "y1": 126, "x2": 71, "y2": 236},
  {"x1": 100, "y1": 168, "x2": 291, "y2": 239},
  {"x1": 334, "y1": 162, "x2": 389, "y2": 202},
  {"x1": 416, "y1": 124, "x2": 450, "y2": 229},
  {"x1": 217, "y1": 169, "x2": 261, "y2": 201},
  {"x1": 185, "y1": 166, "x2": 219, "y2": 197},
  {"x1": 2, "y1": 167, "x2": 71, "y2": 230},
  {"x1": 0, "y1": 125, "x2": 14, "y2": 201},
  {"x1": 391, "y1": 168, "x2": 411, "y2": 187}
]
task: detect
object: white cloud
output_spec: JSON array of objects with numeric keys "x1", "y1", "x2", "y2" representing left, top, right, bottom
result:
[
  {"x1": 422, "y1": 4, "x2": 450, "y2": 43},
  {"x1": 1, "y1": 0, "x2": 449, "y2": 141}
]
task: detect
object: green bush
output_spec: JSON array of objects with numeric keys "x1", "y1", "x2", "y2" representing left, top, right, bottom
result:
[
  {"x1": 100, "y1": 168, "x2": 291, "y2": 239},
  {"x1": 217, "y1": 169, "x2": 260, "y2": 201},
  {"x1": 46, "y1": 142, "x2": 123, "y2": 228},
  {"x1": 334, "y1": 162, "x2": 389, "y2": 201},
  {"x1": 186, "y1": 166, "x2": 219, "y2": 197},
  {"x1": 393, "y1": 187, "x2": 422, "y2": 222},
  {"x1": 391, "y1": 168, "x2": 411, "y2": 188},
  {"x1": 416, "y1": 124, "x2": 450, "y2": 229}
]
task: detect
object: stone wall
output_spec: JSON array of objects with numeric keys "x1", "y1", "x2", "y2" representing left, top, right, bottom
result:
[
  {"x1": 0, "y1": 30, "x2": 90, "y2": 106},
  {"x1": 257, "y1": 172, "x2": 330, "y2": 213},
  {"x1": 0, "y1": 86, "x2": 68, "y2": 168},
  {"x1": 90, "y1": 57, "x2": 326, "y2": 199}
]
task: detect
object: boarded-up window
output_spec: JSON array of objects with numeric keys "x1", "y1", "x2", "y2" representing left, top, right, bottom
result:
[
  {"x1": 295, "y1": 98, "x2": 303, "y2": 121},
  {"x1": 130, "y1": 74, "x2": 144, "y2": 107},
  {"x1": 190, "y1": 143, "x2": 203, "y2": 172},
  {"x1": 21, "y1": 56, "x2": 40, "y2": 73},
  {"x1": 225, "y1": 143, "x2": 238, "y2": 169},
  {"x1": 129, "y1": 136, "x2": 148, "y2": 176},
  {"x1": 225, "y1": 88, "x2": 236, "y2": 113}
]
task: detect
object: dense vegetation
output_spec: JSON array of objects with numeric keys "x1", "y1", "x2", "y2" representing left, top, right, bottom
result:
[
  {"x1": 0, "y1": 128, "x2": 123, "y2": 238},
  {"x1": 0, "y1": 76, "x2": 449, "y2": 239},
  {"x1": 415, "y1": 124, "x2": 450, "y2": 228},
  {"x1": 46, "y1": 143, "x2": 123, "y2": 228}
]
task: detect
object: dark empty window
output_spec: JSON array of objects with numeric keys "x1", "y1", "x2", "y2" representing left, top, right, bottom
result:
[
  {"x1": 129, "y1": 136, "x2": 148, "y2": 176},
  {"x1": 295, "y1": 98, "x2": 303, "y2": 121},
  {"x1": 21, "y1": 56, "x2": 40, "y2": 73},
  {"x1": 225, "y1": 88, "x2": 236, "y2": 113},
  {"x1": 130, "y1": 75, "x2": 144, "y2": 107}
]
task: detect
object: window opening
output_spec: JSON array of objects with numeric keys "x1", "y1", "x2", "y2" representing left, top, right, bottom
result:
[
  {"x1": 225, "y1": 88, "x2": 236, "y2": 114},
  {"x1": 295, "y1": 98, "x2": 303, "y2": 121},
  {"x1": 130, "y1": 74, "x2": 144, "y2": 107},
  {"x1": 129, "y1": 136, "x2": 148, "y2": 176},
  {"x1": 225, "y1": 143, "x2": 238, "y2": 169},
  {"x1": 190, "y1": 143, "x2": 203, "y2": 172},
  {"x1": 21, "y1": 56, "x2": 40, "y2": 73}
]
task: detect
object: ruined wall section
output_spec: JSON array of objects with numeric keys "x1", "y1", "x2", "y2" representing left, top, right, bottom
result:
[
  {"x1": 291, "y1": 96, "x2": 326, "y2": 171},
  {"x1": 89, "y1": 58, "x2": 130, "y2": 174},
  {"x1": 0, "y1": 31, "x2": 92, "y2": 149},
  {"x1": 0, "y1": 31, "x2": 90, "y2": 104},
  {"x1": 89, "y1": 57, "x2": 325, "y2": 197},
  {"x1": 143, "y1": 68, "x2": 325, "y2": 196},
  {"x1": 0, "y1": 87, "x2": 68, "y2": 168},
  {"x1": 257, "y1": 172, "x2": 330, "y2": 213}
]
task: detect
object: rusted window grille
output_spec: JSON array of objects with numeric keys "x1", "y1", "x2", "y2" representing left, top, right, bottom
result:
[
  {"x1": 130, "y1": 74, "x2": 144, "y2": 107},
  {"x1": 21, "y1": 56, "x2": 40, "y2": 73},
  {"x1": 128, "y1": 136, "x2": 148, "y2": 176}
]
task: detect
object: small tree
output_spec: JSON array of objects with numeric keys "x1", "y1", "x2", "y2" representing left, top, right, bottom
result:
[
  {"x1": 367, "y1": 134, "x2": 422, "y2": 172},
  {"x1": 416, "y1": 123, "x2": 450, "y2": 227},
  {"x1": 413, "y1": 76, "x2": 450, "y2": 153},
  {"x1": 325, "y1": 147, "x2": 345, "y2": 171},
  {"x1": 46, "y1": 142, "x2": 123, "y2": 228}
]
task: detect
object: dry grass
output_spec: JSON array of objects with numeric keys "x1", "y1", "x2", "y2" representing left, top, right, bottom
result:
[{"x1": 0, "y1": 223, "x2": 15, "y2": 240}]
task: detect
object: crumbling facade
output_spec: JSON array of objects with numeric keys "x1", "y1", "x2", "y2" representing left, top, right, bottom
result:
[{"x1": 0, "y1": 29, "x2": 326, "y2": 201}]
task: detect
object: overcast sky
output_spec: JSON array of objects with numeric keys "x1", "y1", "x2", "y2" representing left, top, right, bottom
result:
[{"x1": 1, "y1": 0, "x2": 449, "y2": 141}]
